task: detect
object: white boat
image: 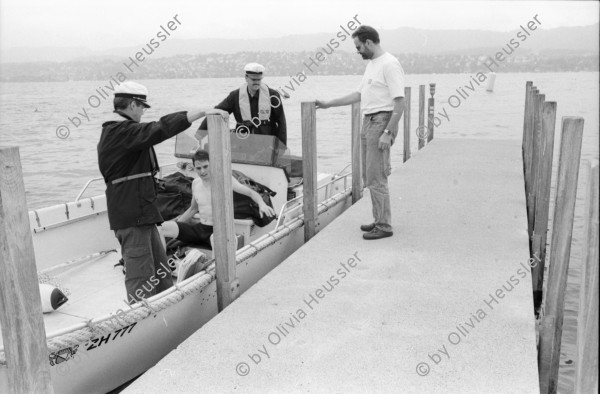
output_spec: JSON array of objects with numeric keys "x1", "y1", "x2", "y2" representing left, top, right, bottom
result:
[{"x1": 0, "y1": 133, "x2": 353, "y2": 393}]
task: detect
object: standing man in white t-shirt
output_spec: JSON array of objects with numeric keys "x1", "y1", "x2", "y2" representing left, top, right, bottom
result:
[{"x1": 315, "y1": 25, "x2": 405, "y2": 240}]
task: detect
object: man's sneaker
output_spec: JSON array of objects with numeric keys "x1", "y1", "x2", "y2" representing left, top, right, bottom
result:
[
  {"x1": 363, "y1": 228, "x2": 393, "y2": 240},
  {"x1": 360, "y1": 223, "x2": 376, "y2": 232}
]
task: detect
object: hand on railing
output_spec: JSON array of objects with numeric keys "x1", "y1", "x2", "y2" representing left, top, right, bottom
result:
[
  {"x1": 206, "y1": 109, "x2": 229, "y2": 120},
  {"x1": 315, "y1": 100, "x2": 330, "y2": 109}
]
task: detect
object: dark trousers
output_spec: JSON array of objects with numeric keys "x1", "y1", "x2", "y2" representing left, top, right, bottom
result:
[{"x1": 115, "y1": 225, "x2": 173, "y2": 303}]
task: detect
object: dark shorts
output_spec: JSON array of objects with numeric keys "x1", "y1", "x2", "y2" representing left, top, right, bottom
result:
[{"x1": 176, "y1": 222, "x2": 213, "y2": 245}]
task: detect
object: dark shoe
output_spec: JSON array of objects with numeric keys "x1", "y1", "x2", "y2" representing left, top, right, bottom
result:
[
  {"x1": 363, "y1": 228, "x2": 393, "y2": 240},
  {"x1": 360, "y1": 223, "x2": 376, "y2": 232}
]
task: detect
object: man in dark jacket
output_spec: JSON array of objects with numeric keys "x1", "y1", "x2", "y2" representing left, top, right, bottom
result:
[
  {"x1": 98, "y1": 81, "x2": 226, "y2": 303},
  {"x1": 198, "y1": 63, "x2": 287, "y2": 145}
]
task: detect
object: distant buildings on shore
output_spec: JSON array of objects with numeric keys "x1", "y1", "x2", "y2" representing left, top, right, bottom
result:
[{"x1": 1, "y1": 50, "x2": 598, "y2": 82}]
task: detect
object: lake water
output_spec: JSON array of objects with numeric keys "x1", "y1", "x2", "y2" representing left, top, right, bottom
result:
[{"x1": 0, "y1": 72, "x2": 598, "y2": 393}]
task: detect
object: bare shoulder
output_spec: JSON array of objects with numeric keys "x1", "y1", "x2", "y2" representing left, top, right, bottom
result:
[{"x1": 191, "y1": 178, "x2": 206, "y2": 193}]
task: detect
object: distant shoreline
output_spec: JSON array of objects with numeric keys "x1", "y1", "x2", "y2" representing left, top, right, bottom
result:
[
  {"x1": 2, "y1": 70, "x2": 600, "y2": 85},
  {"x1": 1, "y1": 51, "x2": 598, "y2": 83}
]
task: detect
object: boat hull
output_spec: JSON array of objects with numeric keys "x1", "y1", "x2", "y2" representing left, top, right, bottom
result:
[{"x1": 0, "y1": 189, "x2": 351, "y2": 394}]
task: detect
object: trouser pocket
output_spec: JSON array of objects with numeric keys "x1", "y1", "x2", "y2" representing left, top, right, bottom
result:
[{"x1": 123, "y1": 245, "x2": 153, "y2": 279}]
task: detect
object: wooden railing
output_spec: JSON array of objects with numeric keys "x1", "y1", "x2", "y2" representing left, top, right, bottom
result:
[
  {"x1": 207, "y1": 115, "x2": 239, "y2": 312},
  {"x1": 0, "y1": 147, "x2": 54, "y2": 393},
  {"x1": 521, "y1": 81, "x2": 599, "y2": 393},
  {"x1": 414, "y1": 83, "x2": 436, "y2": 154},
  {"x1": 573, "y1": 159, "x2": 598, "y2": 394},
  {"x1": 299, "y1": 83, "x2": 437, "y2": 242}
]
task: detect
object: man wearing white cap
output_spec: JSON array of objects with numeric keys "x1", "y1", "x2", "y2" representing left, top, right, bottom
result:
[
  {"x1": 98, "y1": 81, "x2": 226, "y2": 303},
  {"x1": 198, "y1": 63, "x2": 287, "y2": 145}
]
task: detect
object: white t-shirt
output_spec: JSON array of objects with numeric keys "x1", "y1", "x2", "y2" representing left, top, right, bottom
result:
[{"x1": 356, "y1": 52, "x2": 405, "y2": 115}]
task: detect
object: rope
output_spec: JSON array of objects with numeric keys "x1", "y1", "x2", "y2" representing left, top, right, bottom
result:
[
  {"x1": 0, "y1": 272, "x2": 214, "y2": 366},
  {"x1": 0, "y1": 188, "x2": 351, "y2": 366}
]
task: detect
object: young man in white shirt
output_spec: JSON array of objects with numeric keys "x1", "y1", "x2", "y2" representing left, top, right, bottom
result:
[
  {"x1": 159, "y1": 150, "x2": 275, "y2": 245},
  {"x1": 316, "y1": 25, "x2": 405, "y2": 240}
]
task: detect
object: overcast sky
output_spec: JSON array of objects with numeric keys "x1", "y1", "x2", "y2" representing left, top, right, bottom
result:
[{"x1": 0, "y1": 0, "x2": 598, "y2": 51}]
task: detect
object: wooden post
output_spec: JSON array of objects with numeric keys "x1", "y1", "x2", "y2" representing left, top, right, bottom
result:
[
  {"x1": 418, "y1": 85, "x2": 425, "y2": 150},
  {"x1": 574, "y1": 160, "x2": 599, "y2": 394},
  {"x1": 427, "y1": 83, "x2": 436, "y2": 143},
  {"x1": 301, "y1": 102, "x2": 318, "y2": 242},
  {"x1": 525, "y1": 87, "x2": 538, "y2": 213},
  {"x1": 351, "y1": 102, "x2": 362, "y2": 204},
  {"x1": 527, "y1": 92, "x2": 543, "y2": 240},
  {"x1": 0, "y1": 147, "x2": 54, "y2": 393},
  {"x1": 403, "y1": 87, "x2": 411, "y2": 163},
  {"x1": 522, "y1": 83, "x2": 535, "y2": 263},
  {"x1": 538, "y1": 117, "x2": 584, "y2": 394},
  {"x1": 522, "y1": 81, "x2": 533, "y2": 195},
  {"x1": 207, "y1": 115, "x2": 239, "y2": 312},
  {"x1": 531, "y1": 101, "x2": 557, "y2": 310}
]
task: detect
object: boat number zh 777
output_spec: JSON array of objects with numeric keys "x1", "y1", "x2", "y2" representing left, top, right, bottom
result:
[{"x1": 85, "y1": 322, "x2": 137, "y2": 351}]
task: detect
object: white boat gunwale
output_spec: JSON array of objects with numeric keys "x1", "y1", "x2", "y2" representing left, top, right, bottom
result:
[{"x1": 0, "y1": 172, "x2": 353, "y2": 364}]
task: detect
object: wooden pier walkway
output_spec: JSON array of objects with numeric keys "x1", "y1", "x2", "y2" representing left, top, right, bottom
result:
[{"x1": 125, "y1": 138, "x2": 539, "y2": 393}]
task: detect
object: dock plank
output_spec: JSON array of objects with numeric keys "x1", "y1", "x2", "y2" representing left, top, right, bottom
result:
[{"x1": 126, "y1": 138, "x2": 539, "y2": 394}]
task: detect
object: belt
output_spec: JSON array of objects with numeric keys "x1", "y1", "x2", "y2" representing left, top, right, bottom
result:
[
  {"x1": 110, "y1": 172, "x2": 153, "y2": 185},
  {"x1": 365, "y1": 110, "x2": 392, "y2": 119}
]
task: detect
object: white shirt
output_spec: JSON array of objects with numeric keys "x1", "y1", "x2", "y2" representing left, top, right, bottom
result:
[{"x1": 356, "y1": 52, "x2": 405, "y2": 115}]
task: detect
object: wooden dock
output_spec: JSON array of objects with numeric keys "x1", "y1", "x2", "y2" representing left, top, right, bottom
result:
[
  {"x1": 3, "y1": 83, "x2": 593, "y2": 393},
  {"x1": 125, "y1": 137, "x2": 540, "y2": 393}
]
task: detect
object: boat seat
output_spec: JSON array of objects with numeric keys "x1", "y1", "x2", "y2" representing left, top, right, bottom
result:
[
  {"x1": 176, "y1": 231, "x2": 245, "y2": 278},
  {"x1": 233, "y1": 218, "x2": 254, "y2": 246}
]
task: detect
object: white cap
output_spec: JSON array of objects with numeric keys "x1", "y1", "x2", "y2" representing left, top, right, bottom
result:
[
  {"x1": 114, "y1": 81, "x2": 151, "y2": 108},
  {"x1": 244, "y1": 63, "x2": 265, "y2": 75}
]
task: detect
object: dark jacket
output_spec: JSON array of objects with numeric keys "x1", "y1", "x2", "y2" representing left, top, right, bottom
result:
[
  {"x1": 199, "y1": 87, "x2": 287, "y2": 145},
  {"x1": 98, "y1": 111, "x2": 191, "y2": 230}
]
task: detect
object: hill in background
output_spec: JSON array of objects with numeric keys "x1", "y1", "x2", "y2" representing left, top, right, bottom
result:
[
  {"x1": 1, "y1": 23, "x2": 597, "y2": 63},
  {"x1": 0, "y1": 23, "x2": 597, "y2": 81}
]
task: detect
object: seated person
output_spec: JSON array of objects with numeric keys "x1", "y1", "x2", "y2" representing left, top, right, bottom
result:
[{"x1": 159, "y1": 149, "x2": 275, "y2": 246}]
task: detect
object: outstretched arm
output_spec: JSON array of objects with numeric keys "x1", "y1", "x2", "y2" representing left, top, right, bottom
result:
[
  {"x1": 187, "y1": 108, "x2": 228, "y2": 124},
  {"x1": 315, "y1": 92, "x2": 361, "y2": 109},
  {"x1": 232, "y1": 177, "x2": 276, "y2": 218},
  {"x1": 196, "y1": 92, "x2": 236, "y2": 133}
]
